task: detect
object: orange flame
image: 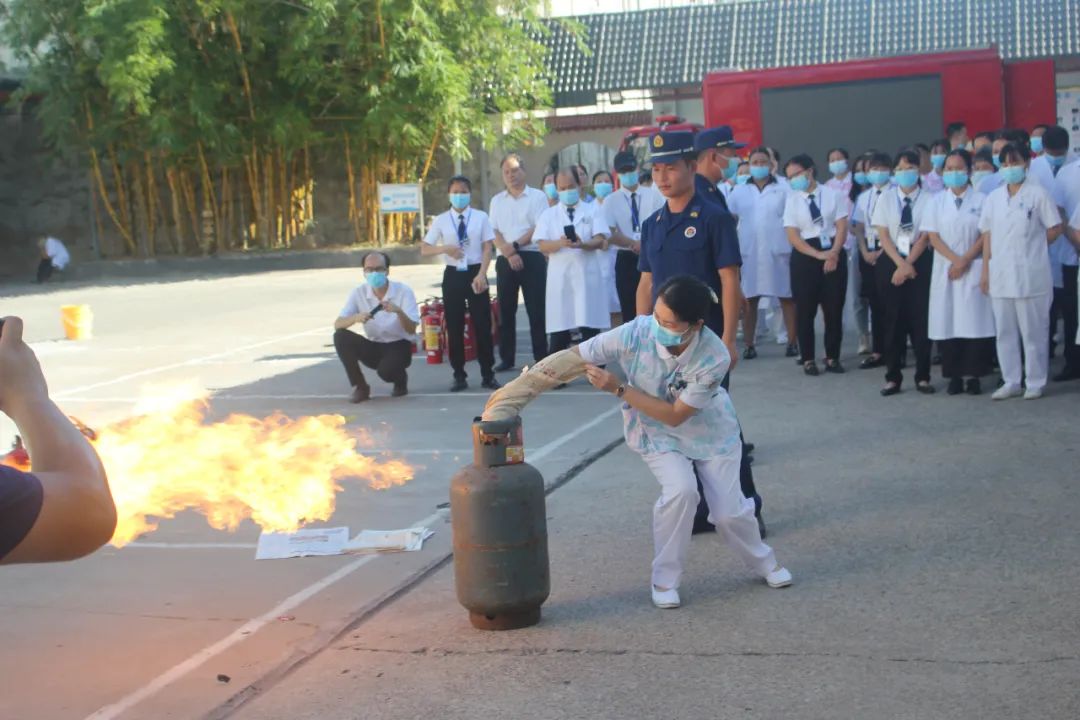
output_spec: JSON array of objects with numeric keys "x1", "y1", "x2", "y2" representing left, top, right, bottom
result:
[{"x1": 81, "y1": 387, "x2": 412, "y2": 546}]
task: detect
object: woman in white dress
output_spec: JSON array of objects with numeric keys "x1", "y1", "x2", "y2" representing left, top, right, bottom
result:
[
  {"x1": 729, "y1": 147, "x2": 795, "y2": 359},
  {"x1": 592, "y1": 169, "x2": 622, "y2": 325},
  {"x1": 534, "y1": 167, "x2": 612, "y2": 353},
  {"x1": 923, "y1": 149, "x2": 996, "y2": 395}
]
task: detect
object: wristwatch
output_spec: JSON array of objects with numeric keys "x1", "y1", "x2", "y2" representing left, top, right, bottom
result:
[
  {"x1": 511, "y1": 241, "x2": 521, "y2": 252},
  {"x1": 615, "y1": 384, "x2": 627, "y2": 398}
]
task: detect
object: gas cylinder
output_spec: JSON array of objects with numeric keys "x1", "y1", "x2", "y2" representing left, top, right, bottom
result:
[
  {"x1": 450, "y1": 416, "x2": 549, "y2": 630},
  {"x1": 423, "y1": 298, "x2": 444, "y2": 364}
]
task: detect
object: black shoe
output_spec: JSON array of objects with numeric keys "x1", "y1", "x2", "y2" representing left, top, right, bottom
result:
[
  {"x1": 349, "y1": 385, "x2": 371, "y2": 403},
  {"x1": 450, "y1": 378, "x2": 468, "y2": 392},
  {"x1": 824, "y1": 360, "x2": 845, "y2": 374},
  {"x1": 481, "y1": 377, "x2": 502, "y2": 390},
  {"x1": 880, "y1": 383, "x2": 901, "y2": 397},
  {"x1": 947, "y1": 377, "x2": 964, "y2": 395},
  {"x1": 966, "y1": 378, "x2": 982, "y2": 395},
  {"x1": 691, "y1": 518, "x2": 716, "y2": 535},
  {"x1": 743, "y1": 346, "x2": 757, "y2": 359},
  {"x1": 916, "y1": 382, "x2": 936, "y2": 395},
  {"x1": 391, "y1": 381, "x2": 408, "y2": 397},
  {"x1": 785, "y1": 343, "x2": 799, "y2": 358},
  {"x1": 494, "y1": 361, "x2": 515, "y2": 373},
  {"x1": 859, "y1": 354, "x2": 883, "y2": 369},
  {"x1": 1052, "y1": 366, "x2": 1080, "y2": 382},
  {"x1": 803, "y1": 361, "x2": 820, "y2": 376}
]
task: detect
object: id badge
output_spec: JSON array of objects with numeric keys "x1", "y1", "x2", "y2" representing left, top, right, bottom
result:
[
  {"x1": 456, "y1": 258, "x2": 469, "y2": 272},
  {"x1": 867, "y1": 232, "x2": 878, "y2": 252},
  {"x1": 819, "y1": 235, "x2": 832, "y2": 250},
  {"x1": 896, "y1": 230, "x2": 913, "y2": 257}
]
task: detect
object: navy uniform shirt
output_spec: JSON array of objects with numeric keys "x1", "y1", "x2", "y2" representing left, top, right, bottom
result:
[
  {"x1": 695, "y1": 173, "x2": 730, "y2": 213},
  {"x1": 638, "y1": 192, "x2": 742, "y2": 335}
]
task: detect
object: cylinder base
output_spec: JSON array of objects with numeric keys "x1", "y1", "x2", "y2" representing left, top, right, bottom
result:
[{"x1": 468, "y1": 607, "x2": 541, "y2": 631}]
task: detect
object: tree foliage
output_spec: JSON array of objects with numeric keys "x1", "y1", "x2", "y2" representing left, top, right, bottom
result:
[{"x1": 1, "y1": 0, "x2": 554, "y2": 255}]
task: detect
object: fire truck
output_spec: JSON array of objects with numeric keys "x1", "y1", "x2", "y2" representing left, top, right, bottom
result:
[{"x1": 619, "y1": 114, "x2": 704, "y2": 168}]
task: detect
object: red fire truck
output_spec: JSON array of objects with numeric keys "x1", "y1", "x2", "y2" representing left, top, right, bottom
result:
[{"x1": 619, "y1": 114, "x2": 704, "y2": 167}]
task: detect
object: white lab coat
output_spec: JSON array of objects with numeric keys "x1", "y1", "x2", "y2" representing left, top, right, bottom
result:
[
  {"x1": 593, "y1": 198, "x2": 621, "y2": 313},
  {"x1": 534, "y1": 201, "x2": 612, "y2": 333},
  {"x1": 978, "y1": 180, "x2": 1061, "y2": 299},
  {"x1": 922, "y1": 188, "x2": 995, "y2": 339},
  {"x1": 728, "y1": 179, "x2": 792, "y2": 299}
]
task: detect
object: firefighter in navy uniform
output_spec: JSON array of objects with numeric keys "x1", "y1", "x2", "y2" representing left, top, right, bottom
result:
[
  {"x1": 635, "y1": 130, "x2": 766, "y2": 538},
  {"x1": 693, "y1": 126, "x2": 746, "y2": 212}
]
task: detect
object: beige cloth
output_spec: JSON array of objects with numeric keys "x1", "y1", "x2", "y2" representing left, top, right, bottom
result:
[{"x1": 482, "y1": 350, "x2": 588, "y2": 421}]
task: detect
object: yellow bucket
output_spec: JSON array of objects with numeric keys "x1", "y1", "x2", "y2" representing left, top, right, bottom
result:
[{"x1": 61, "y1": 305, "x2": 93, "y2": 341}]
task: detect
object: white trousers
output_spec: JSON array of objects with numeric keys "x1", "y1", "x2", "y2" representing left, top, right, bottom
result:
[
  {"x1": 643, "y1": 450, "x2": 776, "y2": 590},
  {"x1": 992, "y1": 295, "x2": 1051, "y2": 391}
]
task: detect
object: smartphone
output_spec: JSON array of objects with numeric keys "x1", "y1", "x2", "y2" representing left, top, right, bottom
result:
[
  {"x1": 563, "y1": 224, "x2": 579, "y2": 243},
  {"x1": 369, "y1": 305, "x2": 383, "y2": 317}
]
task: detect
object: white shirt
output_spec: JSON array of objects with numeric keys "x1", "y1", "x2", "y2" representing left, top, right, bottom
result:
[
  {"x1": 978, "y1": 171, "x2": 1003, "y2": 195},
  {"x1": 44, "y1": 236, "x2": 70, "y2": 269},
  {"x1": 338, "y1": 280, "x2": 420, "y2": 343},
  {"x1": 423, "y1": 208, "x2": 495, "y2": 269},
  {"x1": 852, "y1": 186, "x2": 888, "y2": 251},
  {"x1": 978, "y1": 179, "x2": 1061, "y2": 298},
  {"x1": 534, "y1": 200, "x2": 610, "y2": 245},
  {"x1": 602, "y1": 184, "x2": 664, "y2": 247},
  {"x1": 782, "y1": 182, "x2": 842, "y2": 247},
  {"x1": 826, "y1": 175, "x2": 855, "y2": 248},
  {"x1": 871, "y1": 185, "x2": 933, "y2": 258},
  {"x1": 488, "y1": 186, "x2": 548, "y2": 255},
  {"x1": 1052, "y1": 159, "x2": 1080, "y2": 266}
]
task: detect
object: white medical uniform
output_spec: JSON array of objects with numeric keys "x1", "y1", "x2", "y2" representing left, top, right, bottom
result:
[
  {"x1": 534, "y1": 201, "x2": 612, "y2": 333},
  {"x1": 593, "y1": 198, "x2": 621, "y2": 313},
  {"x1": 728, "y1": 179, "x2": 791, "y2": 298}
]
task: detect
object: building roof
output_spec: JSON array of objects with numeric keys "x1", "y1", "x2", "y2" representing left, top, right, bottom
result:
[{"x1": 542, "y1": 0, "x2": 1080, "y2": 106}]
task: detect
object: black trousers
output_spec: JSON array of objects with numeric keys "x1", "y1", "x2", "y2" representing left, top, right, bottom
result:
[
  {"x1": 1062, "y1": 265, "x2": 1080, "y2": 371},
  {"x1": 495, "y1": 252, "x2": 548, "y2": 364},
  {"x1": 333, "y1": 330, "x2": 412, "y2": 388},
  {"x1": 443, "y1": 265, "x2": 496, "y2": 381},
  {"x1": 877, "y1": 252, "x2": 932, "y2": 385},
  {"x1": 548, "y1": 327, "x2": 601, "y2": 353},
  {"x1": 614, "y1": 250, "x2": 641, "y2": 322},
  {"x1": 939, "y1": 337, "x2": 994, "y2": 379},
  {"x1": 790, "y1": 241, "x2": 848, "y2": 362},
  {"x1": 860, "y1": 255, "x2": 886, "y2": 355},
  {"x1": 36, "y1": 259, "x2": 54, "y2": 283}
]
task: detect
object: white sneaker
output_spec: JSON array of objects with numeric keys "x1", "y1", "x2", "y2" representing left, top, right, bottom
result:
[
  {"x1": 651, "y1": 585, "x2": 681, "y2": 609},
  {"x1": 765, "y1": 566, "x2": 793, "y2": 588},
  {"x1": 991, "y1": 385, "x2": 1023, "y2": 401},
  {"x1": 1023, "y1": 387, "x2": 1044, "y2": 400}
]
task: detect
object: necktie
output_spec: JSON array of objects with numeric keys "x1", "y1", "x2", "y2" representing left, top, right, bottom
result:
[
  {"x1": 630, "y1": 193, "x2": 640, "y2": 232},
  {"x1": 808, "y1": 193, "x2": 822, "y2": 225},
  {"x1": 567, "y1": 206, "x2": 575, "y2": 222},
  {"x1": 900, "y1": 197, "x2": 913, "y2": 230},
  {"x1": 955, "y1": 196, "x2": 963, "y2": 210},
  {"x1": 456, "y1": 214, "x2": 467, "y2": 248}
]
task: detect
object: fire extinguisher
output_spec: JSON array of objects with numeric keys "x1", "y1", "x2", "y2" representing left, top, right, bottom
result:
[{"x1": 423, "y1": 297, "x2": 444, "y2": 365}]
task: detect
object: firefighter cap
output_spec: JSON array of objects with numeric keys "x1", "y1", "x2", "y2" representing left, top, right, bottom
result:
[
  {"x1": 649, "y1": 131, "x2": 697, "y2": 165},
  {"x1": 694, "y1": 125, "x2": 747, "y2": 152}
]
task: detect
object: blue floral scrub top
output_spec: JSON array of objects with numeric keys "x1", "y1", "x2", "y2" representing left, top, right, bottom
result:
[{"x1": 578, "y1": 316, "x2": 741, "y2": 460}]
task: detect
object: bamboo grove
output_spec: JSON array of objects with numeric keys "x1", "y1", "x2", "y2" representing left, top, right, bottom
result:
[{"x1": 1, "y1": 0, "x2": 554, "y2": 256}]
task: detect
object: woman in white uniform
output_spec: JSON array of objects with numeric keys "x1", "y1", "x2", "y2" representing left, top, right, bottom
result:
[
  {"x1": 978, "y1": 142, "x2": 1064, "y2": 400},
  {"x1": 535, "y1": 167, "x2": 612, "y2": 353},
  {"x1": 850, "y1": 153, "x2": 892, "y2": 370},
  {"x1": 592, "y1": 169, "x2": 622, "y2": 324},
  {"x1": 729, "y1": 146, "x2": 795, "y2": 359},
  {"x1": 575, "y1": 275, "x2": 792, "y2": 609},
  {"x1": 923, "y1": 149, "x2": 996, "y2": 395}
]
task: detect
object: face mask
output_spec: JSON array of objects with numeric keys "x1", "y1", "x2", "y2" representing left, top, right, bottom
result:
[
  {"x1": 593, "y1": 182, "x2": 613, "y2": 199},
  {"x1": 723, "y1": 158, "x2": 740, "y2": 180},
  {"x1": 970, "y1": 170, "x2": 992, "y2": 187},
  {"x1": 543, "y1": 183, "x2": 558, "y2": 200},
  {"x1": 735, "y1": 174, "x2": 750, "y2": 185},
  {"x1": 558, "y1": 188, "x2": 580, "y2": 206},
  {"x1": 992, "y1": 155, "x2": 1003, "y2": 169},
  {"x1": 867, "y1": 170, "x2": 891, "y2": 187},
  {"x1": 449, "y1": 193, "x2": 471, "y2": 211},
  {"x1": 651, "y1": 315, "x2": 690, "y2": 347},
  {"x1": 749, "y1": 165, "x2": 771, "y2": 181},
  {"x1": 789, "y1": 174, "x2": 810, "y2": 192},
  {"x1": 1030, "y1": 136, "x2": 1044, "y2": 153},
  {"x1": 1047, "y1": 153, "x2": 1066, "y2": 169},
  {"x1": 366, "y1": 270, "x2": 388, "y2": 289},
  {"x1": 828, "y1": 160, "x2": 848, "y2": 176},
  {"x1": 1000, "y1": 165, "x2": 1026, "y2": 185},
  {"x1": 942, "y1": 170, "x2": 969, "y2": 189},
  {"x1": 853, "y1": 171, "x2": 869, "y2": 186},
  {"x1": 618, "y1": 171, "x2": 639, "y2": 188},
  {"x1": 894, "y1": 169, "x2": 920, "y2": 188},
  {"x1": 930, "y1": 154, "x2": 947, "y2": 170}
]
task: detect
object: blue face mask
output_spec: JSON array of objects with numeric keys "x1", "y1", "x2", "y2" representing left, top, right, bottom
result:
[
  {"x1": 651, "y1": 315, "x2": 691, "y2": 347},
  {"x1": 749, "y1": 165, "x2": 771, "y2": 181},
  {"x1": 559, "y1": 188, "x2": 580, "y2": 206},
  {"x1": 894, "y1": 169, "x2": 920, "y2": 188},
  {"x1": 723, "y1": 158, "x2": 740, "y2": 180},
  {"x1": 1030, "y1": 136, "x2": 1044, "y2": 153},
  {"x1": 735, "y1": 174, "x2": 750, "y2": 185},
  {"x1": 867, "y1": 170, "x2": 891, "y2": 186},
  {"x1": 930, "y1": 153, "x2": 947, "y2": 170},
  {"x1": 970, "y1": 170, "x2": 992, "y2": 187},
  {"x1": 449, "y1": 193, "x2": 471, "y2": 211},
  {"x1": 1047, "y1": 153, "x2": 1066, "y2": 169},
  {"x1": 543, "y1": 183, "x2": 558, "y2": 200},
  {"x1": 992, "y1": 155, "x2": 1003, "y2": 169},
  {"x1": 789, "y1": 174, "x2": 810, "y2": 192},
  {"x1": 853, "y1": 171, "x2": 869, "y2": 186},
  {"x1": 593, "y1": 182, "x2": 613, "y2": 199},
  {"x1": 618, "y1": 171, "x2": 639, "y2": 188},
  {"x1": 828, "y1": 160, "x2": 848, "y2": 177},
  {"x1": 942, "y1": 170, "x2": 969, "y2": 189},
  {"x1": 366, "y1": 270, "x2": 388, "y2": 289},
  {"x1": 1000, "y1": 165, "x2": 1026, "y2": 185}
]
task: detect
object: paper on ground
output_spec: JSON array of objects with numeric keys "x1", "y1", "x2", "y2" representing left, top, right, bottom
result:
[
  {"x1": 345, "y1": 527, "x2": 434, "y2": 554},
  {"x1": 255, "y1": 526, "x2": 350, "y2": 560}
]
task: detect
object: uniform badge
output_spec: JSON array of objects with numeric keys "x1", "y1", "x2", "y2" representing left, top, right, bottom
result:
[
  {"x1": 689, "y1": 211, "x2": 699, "y2": 218},
  {"x1": 653, "y1": 135, "x2": 664, "y2": 148},
  {"x1": 684, "y1": 226, "x2": 697, "y2": 238}
]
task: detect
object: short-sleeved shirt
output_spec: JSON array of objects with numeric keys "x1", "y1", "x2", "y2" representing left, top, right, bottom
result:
[
  {"x1": 0, "y1": 466, "x2": 44, "y2": 561},
  {"x1": 783, "y1": 183, "x2": 843, "y2": 247},
  {"x1": 338, "y1": 279, "x2": 421, "y2": 343},
  {"x1": 870, "y1": 185, "x2": 933, "y2": 258},
  {"x1": 44, "y1": 237, "x2": 70, "y2": 270},
  {"x1": 533, "y1": 200, "x2": 610, "y2": 245},
  {"x1": 978, "y1": 179, "x2": 1061, "y2": 298},
  {"x1": 1053, "y1": 160, "x2": 1080, "y2": 266},
  {"x1": 423, "y1": 208, "x2": 495, "y2": 269},
  {"x1": 694, "y1": 173, "x2": 731, "y2": 212},
  {"x1": 578, "y1": 315, "x2": 740, "y2": 460},
  {"x1": 488, "y1": 186, "x2": 548, "y2": 255},
  {"x1": 603, "y1": 185, "x2": 665, "y2": 246},
  {"x1": 852, "y1": 186, "x2": 888, "y2": 251}
]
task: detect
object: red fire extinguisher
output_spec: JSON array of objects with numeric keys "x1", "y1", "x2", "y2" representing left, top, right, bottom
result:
[{"x1": 422, "y1": 297, "x2": 444, "y2": 365}]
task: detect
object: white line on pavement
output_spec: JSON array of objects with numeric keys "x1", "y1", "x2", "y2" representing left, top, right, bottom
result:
[{"x1": 84, "y1": 405, "x2": 623, "y2": 719}]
